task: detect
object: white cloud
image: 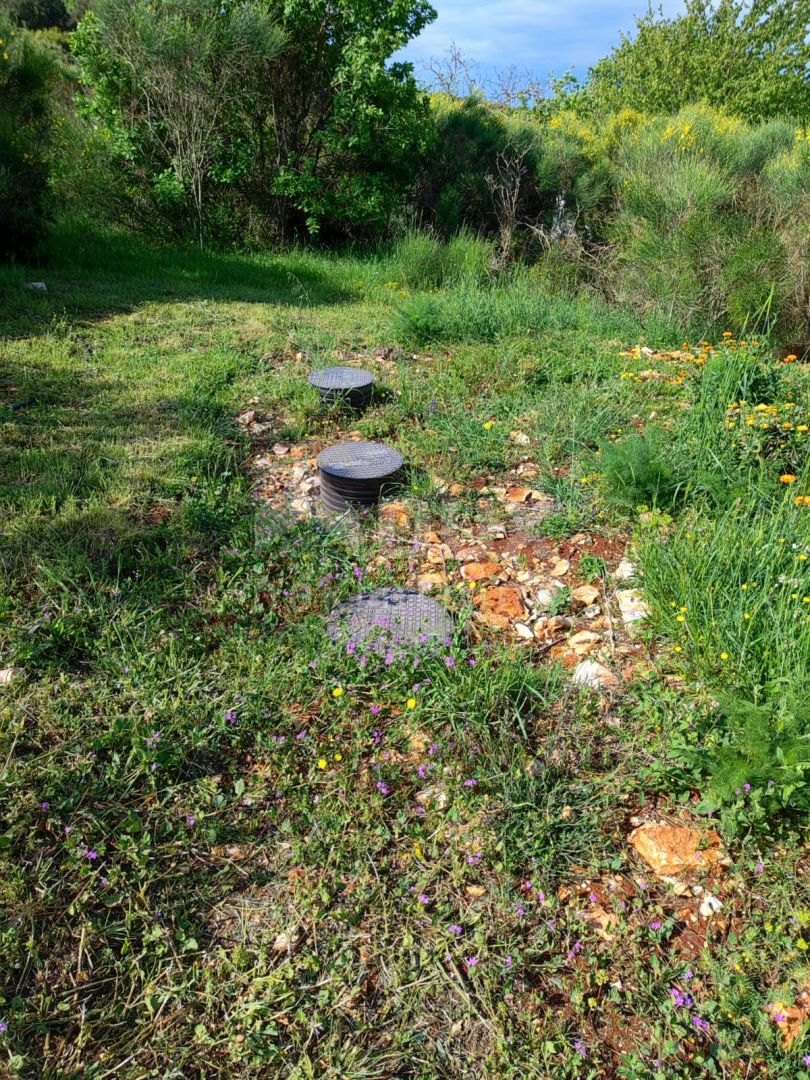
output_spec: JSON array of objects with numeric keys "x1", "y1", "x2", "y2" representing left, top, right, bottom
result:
[{"x1": 398, "y1": 0, "x2": 686, "y2": 77}]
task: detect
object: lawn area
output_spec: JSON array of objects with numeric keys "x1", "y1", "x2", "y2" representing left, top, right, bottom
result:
[{"x1": 1, "y1": 225, "x2": 809, "y2": 1078}]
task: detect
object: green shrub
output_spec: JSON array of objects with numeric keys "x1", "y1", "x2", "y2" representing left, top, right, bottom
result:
[
  {"x1": 600, "y1": 431, "x2": 688, "y2": 509},
  {"x1": 0, "y1": 15, "x2": 64, "y2": 259},
  {"x1": 639, "y1": 499, "x2": 810, "y2": 823}
]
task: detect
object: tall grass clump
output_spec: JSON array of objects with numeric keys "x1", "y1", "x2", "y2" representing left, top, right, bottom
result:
[
  {"x1": 621, "y1": 341, "x2": 810, "y2": 825},
  {"x1": 639, "y1": 499, "x2": 810, "y2": 825},
  {"x1": 383, "y1": 228, "x2": 493, "y2": 290}
]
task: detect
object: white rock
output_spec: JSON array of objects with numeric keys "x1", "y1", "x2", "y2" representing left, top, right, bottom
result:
[
  {"x1": 24, "y1": 281, "x2": 47, "y2": 292},
  {"x1": 698, "y1": 892, "x2": 723, "y2": 918},
  {"x1": 415, "y1": 784, "x2": 448, "y2": 810},
  {"x1": 614, "y1": 559, "x2": 635, "y2": 581},
  {"x1": 572, "y1": 659, "x2": 619, "y2": 690},
  {"x1": 272, "y1": 444, "x2": 289, "y2": 456},
  {"x1": 514, "y1": 622, "x2": 535, "y2": 640},
  {"x1": 616, "y1": 589, "x2": 650, "y2": 632},
  {"x1": 0, "y1": 667, "x2": 25, "y2": 686},
  {"x1": 533, "y1": 588, "x2": 554, "y2": 608}
]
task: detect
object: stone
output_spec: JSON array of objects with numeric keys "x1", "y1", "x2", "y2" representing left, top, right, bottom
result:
[
  {"x1": 616, "y1": 589, "x2": 650, "y2": 633},
  {"x1": 572, "y1": 659, "x2": 619, "y2": 690},
  {"x1": 582, "y1": 604, "x2": 601, "y2": 619},
  {"x1": 571, "y1": 584, "x2": 600, "y2": 607},
  {"x1": 0, "y1": 667, "x2": 24, "y2": 687},
  {"x1": 479, "y1": 586, "x2": 526, "y2": 620},
  {"x1": 272, "y1": 929, "x2": 301, "y2": 952},
  {"x1": 505, "y1": 485, "x2": 532, "y2": 503},
  {"x1": 698, "y1": 892, "x2": 723, "y2": 918},
  {"x1": 272, "y1": 443, "x2": 289, "y2": 456},
  {"x1": 24, "y1": 281, "x2": 47, "y2": 292},
  {"x1": 510, "y1": 430, "x2": 530, "y2": 446},
  {"x1": 567, "y1": 629, "x2": 602, "y2": 656},
  {"x1": 628, "y1": 824, "x2": 727, "y2": 878},
  {"x1": 416, "y1": 784, "x2": 448, "y2": 810},
  {"x1": 583, "y1": 904, "x2": 620, "y2": 939},
  {"x1": 550, "y1": 558, "x2": 570, "y2": 577},
  {"x1": 614, "y1": 559, "x2": 635, "y2": 581},
  {"x1": 236, "y1": 410, "x2": 257, "y2": 425},
  {"x1": 461, "y1": 560, "x2": 501, "y2": 582},
  {"x1": 764, "y1": 988, "x2": 810, "y2": 1048},
  {"x1": 379, "y1": 501, "x2": 411, "y2": 528},
  {"x1": 417, "y1": 572, "x2": 447, "y2": 593},
  {"x1": 533, "y1": 587, "x2": 555, "y2": 609},
  {"x1": 514, "y1": 622, "x2": 535, "y2": 640}
]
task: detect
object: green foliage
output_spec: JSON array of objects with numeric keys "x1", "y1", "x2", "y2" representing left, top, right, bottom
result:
[
  {"x1": 72, "y1": 0, "x2": 437, "y2": 244},
  {"x1": 0, "y1": 13, "x2": 65, "y2": 259},
  {"x1": 600, "y1": 431, "x2": 688, "y2": 509},
  {"x1": 6, "y1": 0, "x2": 73, "y2": 30},
  {"x1": 72, "y1": 0, "x2": 285, "y2": 247},
  {"x1": 586, "y1": 0, "x2": 810, "y2": 121}
]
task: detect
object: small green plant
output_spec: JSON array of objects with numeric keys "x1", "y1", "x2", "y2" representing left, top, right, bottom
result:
[
  {"x1": 579, "y1": 554, "x2": 606, "y2": 581},
  {"x1": 600, "y1": 431, "x2": 687, "y2": 510}
]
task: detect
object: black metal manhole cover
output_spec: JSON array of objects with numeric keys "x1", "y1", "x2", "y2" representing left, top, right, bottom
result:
[
  {"x1": 327, "y1": 588, "x2": 454, "y2": 656},
  {"x1": 317, "y1": 441, "x2": 404, "y2": 512},
  {"x1": 307, "y1": 366, "x2": 374, "y2": 409}
]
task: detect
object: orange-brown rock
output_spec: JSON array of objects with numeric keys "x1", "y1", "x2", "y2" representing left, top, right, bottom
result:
[
  {"x1": 628, "y1": 824, "x2": 727, "y2": 878},
  {"x1": 505, "y1": 485, "x2": 532, "y2": 503},
  {"x1": 479, "y1": 586, "x2": 526, "y2": 620},
  {"x1": 379, "y1": 501, "x2": 411, "y2": 528},
  {"x1": 461, "y1": 560, "x2": 501, "y2": 582},
  {"x1": 571, "y1": 584, "x2": 601, "y2": 607}
]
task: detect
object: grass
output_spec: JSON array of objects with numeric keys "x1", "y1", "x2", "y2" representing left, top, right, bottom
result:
[{"x1": 1, "y1": 223, "x2": 809, "y2": 1077}]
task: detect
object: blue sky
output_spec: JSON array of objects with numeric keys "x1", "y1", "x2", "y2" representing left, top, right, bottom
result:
[{"x1": 397, "y1": 0, "x2": 686, "y2": 86}]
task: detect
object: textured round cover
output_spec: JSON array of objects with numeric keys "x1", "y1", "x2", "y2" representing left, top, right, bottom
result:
[
  {"x1": 317, "y1": 442, "x2": 403, "y2": 481},
  {"x1": 308, "y1": 366, "x2": 374, "y2": 392},
  {"x1": 327, "y1": 588, "x2": 454, "y2": 656}
]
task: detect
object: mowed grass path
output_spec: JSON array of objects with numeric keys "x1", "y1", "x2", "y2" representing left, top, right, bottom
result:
[{"x1": 1, "y1": 226, "x2": 808, "y2": 1078}]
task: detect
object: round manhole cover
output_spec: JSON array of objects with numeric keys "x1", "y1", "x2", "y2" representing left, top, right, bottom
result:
[
  {"x1": 307, "y1": 366, "x2": 374, "y2": 409},
  {"x1": 327, "y1": 588, "x2": 454, "y2": 656},
  {"x1": 317, "y1": 441, "x2": 404, "y2": 512}
]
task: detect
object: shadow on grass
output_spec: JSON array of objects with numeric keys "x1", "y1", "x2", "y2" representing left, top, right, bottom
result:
[{"x1": 0, "y1": 220, "x2": 353, "y2": 340}]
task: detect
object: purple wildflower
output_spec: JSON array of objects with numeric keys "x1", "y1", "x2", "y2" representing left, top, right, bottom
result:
[
  {"x1": 670, "y1": 988, "x2": 693, "y2": 1008},
  {"x1": 376, "y1": 781, "x2": 390, "y2": 795},
  {"x1": 448, "y1": 924, "x2": 463, "y2": 937},
  {"x1": 464, "y1": 956, "x2": 479, "y2": 970},
  {"x1": 692, "y1": 1015, "x2": 710, "y2": 1033},
  {"x1": 418, "y1": 893, "x2": 430, "y2": 905},
  {"x1": 464, "y1": 778, "x2": 478, "y2": 788}
]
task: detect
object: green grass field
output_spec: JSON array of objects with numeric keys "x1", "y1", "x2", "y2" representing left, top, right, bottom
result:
[{"x1": 1, "y1": 224, "x2": 809, "y2": 1078}]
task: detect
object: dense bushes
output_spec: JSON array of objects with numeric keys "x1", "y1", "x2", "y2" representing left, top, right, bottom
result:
[
  {"x1": 72, "y1": 0, "x2": 436, "y2": 246},
  {"x1": 0, "y1": 13, "x2": 67, "y2": 259},
  {"x1": 412, "y1": 101, "x2": 810, "y2": 348}
]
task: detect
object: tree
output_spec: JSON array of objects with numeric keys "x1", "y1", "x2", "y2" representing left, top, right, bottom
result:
[
  {"x1": 5, "y1": 0, "x2": 74, "y2": 31},
  {"x1": 586, "y1": 0, "x2": 810, "y2": 120},
  {"x1": 0, "y1": 12, "x2": 65, "y2": 258},
  {"x1": 73, "y1": 0, "x2": 437, "y2": 243},
  {"x1": 73, "y1": 0, "x2": 285, "y2": 248}
]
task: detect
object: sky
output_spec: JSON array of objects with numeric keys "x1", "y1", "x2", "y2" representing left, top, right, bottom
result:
[{"x1": 396, "y1": 0, "x2": 686, "y2": 88}]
